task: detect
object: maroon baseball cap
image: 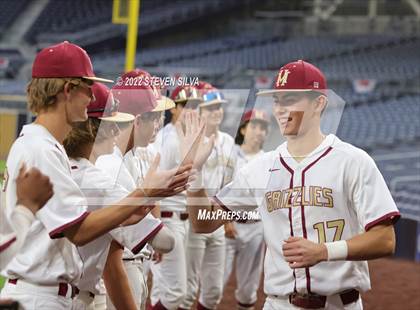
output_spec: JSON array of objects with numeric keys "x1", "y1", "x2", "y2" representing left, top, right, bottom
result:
[
  {"x1": 256, "y1": 60, "x2": 327, "y2": 96},
  {"x1": 241, "y1": 109, "x2": 270, "y2": 125},
  {"x1": 171, "y1": 85, "x2": 204, "y2": 104},
  {"x1": 87, "y1": 83, "x2": 134, "y2": 122},
  {"x1": 32, "y1": 41, "x2": 113, "y2": 83},
  {"x1": 111, "y1": 69, "x2": 159, "y2": 116}
]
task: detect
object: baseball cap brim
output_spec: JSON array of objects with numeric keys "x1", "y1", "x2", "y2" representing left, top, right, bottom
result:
[
  {"x1": 256, "y1": 89, "x2": 314, "y2": 96},
  {"x1": 200, "y1": 99, "x2": 228, "y2": 108},
  {"x1": 153, "y1": 96, "x2": 176, "y2": 112},
  {"x1": 175, "y1": 98, "x2": 204, "y2": 106},
  {"x1": 99, "y1": 112, "x2": 134, "y2": 122},
  {"x1": 83, "y1": 76, "x2": 114, "y2": 83}
]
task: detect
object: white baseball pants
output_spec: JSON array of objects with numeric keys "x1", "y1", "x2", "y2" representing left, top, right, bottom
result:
[
  {"x1": 1, "y1": 280, "x2": 73, "y2": 309},
  {"x1": 180, "y1": 226, "x2": 226, "y2": 310},
  {"x1": 224, "y1": 221, "x2": 264, "y2": 308},
  {"x1": 150, "y1": 215, "x2": 189, "y2": 309}
]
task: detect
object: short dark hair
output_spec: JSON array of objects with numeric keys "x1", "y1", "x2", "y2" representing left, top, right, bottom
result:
[
  {"x1": 235, "y1": 122, "x2": 247, "y2": 145},
  {"x1": 234, "y1": 120, "x2": 268, "y2": 146}
]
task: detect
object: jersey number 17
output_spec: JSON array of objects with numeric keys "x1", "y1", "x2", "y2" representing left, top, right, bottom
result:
[{"x1": 313, "y1": 219, "x2": 345, "y2": 243}]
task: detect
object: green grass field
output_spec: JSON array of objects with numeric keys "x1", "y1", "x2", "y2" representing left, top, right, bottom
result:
[{"x1": 0, "y1": 159, "x2": 5, "y2": 174}]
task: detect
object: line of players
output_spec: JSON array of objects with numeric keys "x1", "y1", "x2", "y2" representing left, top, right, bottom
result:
[
  {"x1": 1, "y1": 41, "x2": 399, "y2": 310},
  {"x1": 0, "y1": 41, "x2": 268, "y2": 310}
]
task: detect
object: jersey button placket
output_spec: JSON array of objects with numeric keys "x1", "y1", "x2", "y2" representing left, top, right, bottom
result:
[
  {"x1": 291, "y1": 169, "x2": 306, "y2": 290},
  {"x1": 291, "y1": 171, "x2": 302, "y2": 236}
]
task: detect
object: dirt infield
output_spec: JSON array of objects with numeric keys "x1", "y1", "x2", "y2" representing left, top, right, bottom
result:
[{"x1": 218, "y1": 258, "x2": 420, "y2": 309}]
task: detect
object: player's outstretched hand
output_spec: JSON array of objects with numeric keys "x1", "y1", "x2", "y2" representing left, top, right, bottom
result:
[
  {"x1": 282, "y1": 236, "x2": 327, "y2": 268},
  {"x1": 176, "y1": 110, "x2": 215, "y2": 171},
  {"x1": 16, "y1": 163, "x2": 54, "y2": 214},
  {"x1": 140, "y1": 153, "x2": 195, "y2": 201}
]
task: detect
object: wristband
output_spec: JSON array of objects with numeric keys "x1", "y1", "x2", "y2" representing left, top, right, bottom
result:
[
  {"x1": 325, "y1": 240, "x2": 348, "y2": 261},
  {"x1": 187, "y1": 171, "x2": 203, "y2": 192}
]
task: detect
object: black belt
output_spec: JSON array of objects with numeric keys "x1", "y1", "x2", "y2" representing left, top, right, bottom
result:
[
  {"x1": 123, "y1": 257, "x2": 144, "y2": 262},
  {"x1": 236, "y1": 219, "x2": 261, "y2": 224},
  {"x1": 289, "y1": 289, "x2": 359, "y2": 309}
]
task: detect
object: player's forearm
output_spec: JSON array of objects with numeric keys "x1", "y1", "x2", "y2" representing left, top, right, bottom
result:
[
  {"x1": 103, "y1": 242, "x2": 137, "y2": 310},
  {"x1": 283, "y1": 221, "x2": 397, "y2": 268},
  {"x1": 0, "y1": 206, "x2": 36, "y2": 269},
  {"x1": 64, "y1": 190, "x2": 148, "y2": 246},
  {"x1": 346, "y1": 221, "x2": 396, "y2": 260},
  {"x1": 187, "y1": 189, "x2": 226, "y2": 233},
  {"x1": 151, "y1": 202, "x2": 161, "y2": 218}
]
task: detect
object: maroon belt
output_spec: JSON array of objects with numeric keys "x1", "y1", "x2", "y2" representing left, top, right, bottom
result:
[
  {"x1": 289, "y1": 289, "x2": 359, "y2": 309},
  {"x1": 8, "y1": 279, "x2": 79, "y2": 298},
  {"x1": 161, "y1": 211, "x2": 189, "y2": 221}
]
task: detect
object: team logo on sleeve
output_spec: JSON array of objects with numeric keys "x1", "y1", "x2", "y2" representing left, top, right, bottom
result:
[{"x1": 2, "y1": 167, "x2": 8, "y2": 192}]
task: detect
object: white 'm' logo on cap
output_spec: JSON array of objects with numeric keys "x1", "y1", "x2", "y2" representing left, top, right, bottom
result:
[{"x1": 276, "y1": 69, "x2": 291, "y2": 87}]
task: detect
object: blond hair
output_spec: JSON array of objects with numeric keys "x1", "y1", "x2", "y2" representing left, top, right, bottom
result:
[{"x1": 27, "y1": 77, "x2": 85, "y2": 114}]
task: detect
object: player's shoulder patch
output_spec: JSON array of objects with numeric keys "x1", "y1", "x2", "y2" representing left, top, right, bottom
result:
[{"x1": 2, "y1": 167, "x2": 9, "y2": 193}]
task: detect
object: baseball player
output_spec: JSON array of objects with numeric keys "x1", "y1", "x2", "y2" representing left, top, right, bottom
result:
[
  {"x1": 122, "y1": 94, "x2": 177, "y2": 278},
  {"x1": 0, "y1": 165, "x2": 53, "y2": 269},
  {"x1": 95, "y1": 70, "x2": 179, "y2": 310},
  {"x1": 223, "y1": 109, "x2": 270, "y2": 310},
  {"x1": 63, "y1": 82, "x2": 164, "y2": 310},
  {"x1": 1, "y1": 41, "x2": 192, "y2": 310},
  {"x1": 180, "y1": 84, "x2": 236, "y2": 310},
  {"x1": 149, "y1": 85, "x2": 205, "y2": 310},
  {"x1": 182, "y1": 60, "x2": 400, "y2": 310}
]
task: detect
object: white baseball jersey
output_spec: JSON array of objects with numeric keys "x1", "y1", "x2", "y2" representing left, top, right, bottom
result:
[
  {"x1": 70, "y1": 157, "x2": 161, "y2": 294},
  {"x1": 96, "y1": 147, "x2": 163, "y2": 260},
  {"x1": 215, "y1": 134, "x2": 400, "y2": 297},
  {"x1": 234, "y1": 146, "x2": 264, "y2": 173},
  {"x1": 0, "y1": 198, "x2": 37, "y2": 270},
  {"x1": 153, "y1": 123, "x2": 186, "y2": 212},
  {"x1": 202, "y1": 131, "x2": 236, "y2": 196},
  {"x1": 180, "y1": 131, "x2": 236, "y2": 309},
  {"x1": 2, "y1": 124, "x2": 88, "y2": 285},
  {"x1": 230, "y1": 145, "x2": 264, "y2": 243},
  {"x1": 123, "y1": 145, "x2": 157, "y2": 188},
  {"x1": 0, "y1": 194, "x2": 16, "y2": 254}
]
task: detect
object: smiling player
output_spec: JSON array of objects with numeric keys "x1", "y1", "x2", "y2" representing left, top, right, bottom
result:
[{"x1": 182, "y1": 60, "x2": 400, "y2": 310}]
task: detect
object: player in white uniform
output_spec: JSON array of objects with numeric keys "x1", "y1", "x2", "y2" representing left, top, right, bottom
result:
[
  {"x1": 1, "y1": 42, "x2": 192, "y2": 310},
  {"x1": 182, "y1": 60, "x2": 400, "y2": 310},
  {"x1": 1, "y1": 166, "x2": 53, "y2": 269},
  {"x1": 63, "y1": 82, "x2": 164, "y2": 310},
  {"x1": 150, "y1": 85, "x2": 206, "y2": 310},
  {"x1": 123, "y1": 94, "x2": 176, "y2": 279},
  {"x1": 96, "y1": 70, "x2": 180, "y2": 310},
  {"x1": 180, "y1": 84, "x2": 236, "y2": 310},
  {"x1": 223, "y1": 109, "x2": 269, "y2": 310}
]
